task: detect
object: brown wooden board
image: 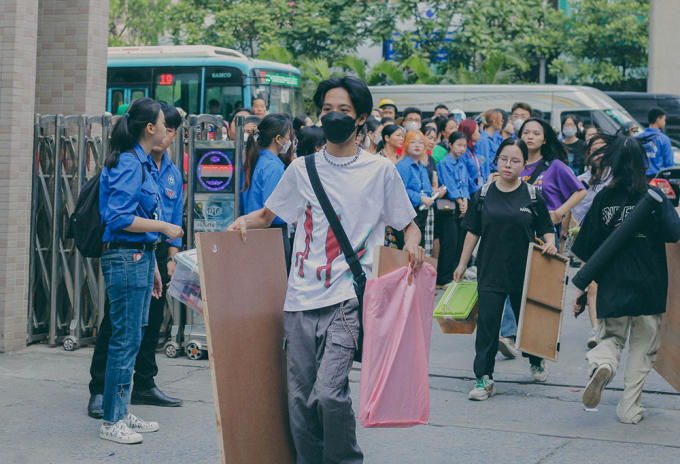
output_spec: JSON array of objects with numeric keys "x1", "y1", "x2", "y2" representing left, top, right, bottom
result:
[
  {"x1": 516, "y1": 244, "x2": 569, "y2": 362},
  {"x1": 372, "y1": 245, "x2": 438, "y2": 278},
  {"x1": 654, "y1": 243, "x2": 680, "y2": 393},
  {"x1": 196, "y1": 229, "x2": 295, "y2": 464}
]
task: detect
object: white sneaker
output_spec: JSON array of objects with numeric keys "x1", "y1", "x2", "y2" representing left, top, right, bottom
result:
[
  {"x1": 468, "y1": 375, "x2": 496, "y2": 401},
  {"x1": 530, "y1": 361, "x2": 549, "y2": 382},
  {"x1": 100, "y1": 420, "x2": 143, "y2": 444},
  {"x1": 587, "y1": 329, "x2": 598, "y2": 349},
  {"x1": 583, "y1": 364, "x2": 612, "y2": 409},
  {"x1": 124, "y1": 413, "x2": 160, "y2": 433},
  {"x1": 498, "y1": 337, "x2": 518, "y2": 358}
]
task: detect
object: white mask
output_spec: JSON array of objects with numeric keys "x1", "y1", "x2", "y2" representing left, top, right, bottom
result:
[
  {"x1": 512, "y1": 119, "x2": 524, "y2": 133},
  {"x1": 371, "y1": 133, "x2": 382, "y2": 145},
  {"x1": 360, "y1": 135, "x2": 370, "y2": 149},
  {"x1": 278, "y1": 137, "x2": 292, "y2": 154},
  {"x1": 243, "y1": 133, "x2": 249, "y2": 143},
  {"x1": 563, "y1": 128, "x2": 578, "y2": 138},
  {"x1": 404, "y1": 121, "x2": 421, "y2": 132}
]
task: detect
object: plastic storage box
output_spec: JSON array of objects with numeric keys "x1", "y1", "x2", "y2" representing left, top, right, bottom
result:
[
  {"x1": 168, "y1": 248, "x2": 203, "y2": 313},
  {"x1": 433, "y1": 281, "x2": 478, "y2": 334}
]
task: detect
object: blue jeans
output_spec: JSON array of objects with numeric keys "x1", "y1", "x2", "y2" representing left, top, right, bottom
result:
[
  {"x1": 500, "y1": 296, "x2": 517, "y2": 338},
  {"x1": 100, "y1": 249, "x2": 155, "y2": 423}
]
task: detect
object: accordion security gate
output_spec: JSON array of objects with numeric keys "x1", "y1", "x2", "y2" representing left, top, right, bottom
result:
[{"x1": 27, "y1": 112, "x2": 241, "y2": 359}]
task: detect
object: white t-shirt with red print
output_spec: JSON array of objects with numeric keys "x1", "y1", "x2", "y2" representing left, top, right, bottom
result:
[{"x1": 265, "y1": 150, "x2": 416, "y2": 312}]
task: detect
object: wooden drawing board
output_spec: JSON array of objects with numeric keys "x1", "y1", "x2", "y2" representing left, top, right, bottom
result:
[
  {"x1": 196, "y1": 229, "x2": 295, "y2": 464},
  {"x1": 516, "y1": 243, "x2": 569, "y2": 362},
  {"x1": 372, "y1": 245, "x2": 438, "y2": 278},
  {"x1": 654, "y1": 243, "x2": 680, "y2": 393}
]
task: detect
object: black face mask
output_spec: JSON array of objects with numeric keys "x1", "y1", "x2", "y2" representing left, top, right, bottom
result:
[{"x1": 321, "y1": 111, "x2": 357, "y2": 144}]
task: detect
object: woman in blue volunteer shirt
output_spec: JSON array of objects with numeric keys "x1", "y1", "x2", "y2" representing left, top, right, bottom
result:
[
  {"x1": 396, "y1": 130, "x2": 437, "y2": 247},
  {"x1": 435, "y1": 132, "x2": 471, "y2": 288},
  {"x1": 98, "y1": 98, "x2": 184, "y2": 445},
  {"x1": 242, "y1": 114, "x2": 294, "y2": 269}
]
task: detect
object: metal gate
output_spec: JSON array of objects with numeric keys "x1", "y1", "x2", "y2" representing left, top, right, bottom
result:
[{"x1": 28, "y1": 114, "x2": 109, "y2": 348}]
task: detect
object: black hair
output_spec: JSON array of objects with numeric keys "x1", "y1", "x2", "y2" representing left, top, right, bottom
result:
[
  {"x1": 402, "y1": 107, "x2": 422, "y2": 119},
  {"x1": 242, "y1": 114, "x2": 292, "y2": 191},
  {"x1": 494, "y1": 137, "x2": 529, "y2": 164},
  {"x1": 561, "y1": 113, "x2": 580, "y2": 130},
  {"x1": 585, "y1": 133, "x2": 609, "y2": 180},
  {"x1": 380, "y1": 103, "x2": 398, "y2": 114},
  {"x1": 512, "y1": 102, "x2": 533, "y2": 114},
  {"x1": 434, "y1": 104, "x2": 449, "y2": 112},
  {"x1": 365, "y1": 116, "x2": 382, "y2": 134},
  {"x1": 244, "y1": 115, "x2": 261, "y2": 126},
  {"x1": 422, "y1": 126, "x2": 438, "y2": 140},
  {"x1": 208, "y1": 99, "x2": 219, "y2": 108},
  {"x1": 648, "y1": 107, "x2": 666, "y2": 125},
  {"x1": 253, "y1": 94, "x2": 269, "y2": 109},
  {"x1": 380, "y1": 117, "x2": 396, "y2": 126},
  {"x1": 518, "y1": 117, "x2": 568, "y2": 163},
  {"x1": 376, "y1": 124, "x2": 403, "y2": 153},
  {"x1": 591, "y1": 134, "x2": 648, "y2": 194},
  {"x1": 498, "y1": 109, "x2": 509, "y2": 128},
  {"x1": 296, "y1": 126, "x2": 326, "y2": 158},
  {"x1": 293, "y1": 114, "x2": 310, "y2": 135},
  {"x1": 230, "y1": 109, "x2": 253, "y2": 124},
  {"x1": 313, "y1": 76, "x2": 373, "y2": 124},
  {"x1": 531, "y1": 109, "x2": 546, "y2": 120},
  {"x1": 160, "y1": 103, "x2": 182, "y2": 130},
  {"x1": 106, "y1": 97, "x2": 161, "y2": 169},
  {"x1": 448, "y1": 131, "x2": 468, "y2": 147},
  {"x1": 421, "y1": 117, "x2": 435, "y2": 128}
]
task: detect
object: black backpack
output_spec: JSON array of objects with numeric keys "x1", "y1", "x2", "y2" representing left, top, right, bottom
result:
[{"x1": 66, "y1": 152, "x2": 143, "y2": 258}]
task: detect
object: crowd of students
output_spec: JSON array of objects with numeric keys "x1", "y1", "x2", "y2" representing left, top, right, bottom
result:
[{"x1": 96, "y1": 75, "x2": 679, "y2": 460}]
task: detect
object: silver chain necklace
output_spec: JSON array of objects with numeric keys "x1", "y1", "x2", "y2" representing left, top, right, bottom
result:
[{"x1": 322, "y1": 147, "x2": 361, "y2": 167}]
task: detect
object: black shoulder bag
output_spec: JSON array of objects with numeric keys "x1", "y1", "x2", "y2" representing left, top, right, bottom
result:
[
  {"x1": 305, "y1": 154, "x2": 366, "y2": 362},
  {"x1": 527, "y1": 159, "x2": 552, "y2": 185}
]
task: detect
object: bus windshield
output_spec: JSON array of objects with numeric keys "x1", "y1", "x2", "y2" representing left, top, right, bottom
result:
[{"x1": 251, "y1": 70, "x2": 304, "y2": 116}]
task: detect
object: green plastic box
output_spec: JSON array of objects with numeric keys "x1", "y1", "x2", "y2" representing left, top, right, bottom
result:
[{"x1": 433, "y1": 282, "x2": 478, "y2": 320}]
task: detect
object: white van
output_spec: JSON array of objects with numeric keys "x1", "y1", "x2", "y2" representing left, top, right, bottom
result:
[{"x1": 368, "y1": 84, "x2": 638, "y2": 134}]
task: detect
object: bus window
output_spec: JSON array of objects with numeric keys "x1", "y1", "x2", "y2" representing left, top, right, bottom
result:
[
  {"x1": 110, "y1": 89, "x2": 125, "y2": 115},
  {"x1": 204, "y1": 67, "x2": 244, "y2": 119},
  {"x1": 251, "y1": 70, "x2": 304, "y2": 116},
  {"x1": 154, "y1": 69, "x2": 200, "y2": 114}
]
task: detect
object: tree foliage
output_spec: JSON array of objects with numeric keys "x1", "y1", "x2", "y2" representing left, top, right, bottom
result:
[
  {"x1": 109, "y1": 0, "x2": 650, "y2": 92},
  {"x1": 548, "y1": 0, "x2": 649, "y2": 88}
]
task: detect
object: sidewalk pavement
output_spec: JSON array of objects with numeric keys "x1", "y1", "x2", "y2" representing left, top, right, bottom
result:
[{"x1": 1, "y1": 273, "x2": 679, "y2": 464}]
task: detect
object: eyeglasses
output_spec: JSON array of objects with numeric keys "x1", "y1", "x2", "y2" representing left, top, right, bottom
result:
[
  {"x1": 404, "y1": 117, "x2": 420, "y2": 123},
  {"x1": 497, "y1": 156, "x2": 522, "y2": 167},
  {"x1": 409, "y1": 140, "x2": 425, "y2": 146}
]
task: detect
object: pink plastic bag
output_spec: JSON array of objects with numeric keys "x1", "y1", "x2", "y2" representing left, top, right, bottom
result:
[{"x1": 359, "y1": 262, "x2": 437, "y2": 428}]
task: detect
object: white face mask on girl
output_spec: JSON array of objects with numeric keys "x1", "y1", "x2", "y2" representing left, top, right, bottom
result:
[{"x1": 278, "y1": 137, "x2": 292, "y2": 154}]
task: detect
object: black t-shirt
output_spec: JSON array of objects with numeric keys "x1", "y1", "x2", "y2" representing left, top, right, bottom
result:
[
  {"x1": 571, "y1": 186, "x2": 680, "y2": 319},
  {"x1": 462, "y1": 182, "x2": 554, "y2": 292},
  {"x1": 564, "y1": 139, "x2": 586, "y2": 175},
  {"x1": 424, "y1": 155, "x2": 436, "y2": 184}
]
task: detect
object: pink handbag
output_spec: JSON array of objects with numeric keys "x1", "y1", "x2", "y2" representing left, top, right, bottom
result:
[{"x1": 359, "y1": 262, "x2": 437, "y2": 428}]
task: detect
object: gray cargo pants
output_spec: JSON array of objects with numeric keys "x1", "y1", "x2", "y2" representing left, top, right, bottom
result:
[{"x1": 284, "y1": 298, "x2": 363, "y2": 464}]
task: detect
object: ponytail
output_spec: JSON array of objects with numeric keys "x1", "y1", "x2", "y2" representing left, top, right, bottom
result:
[
  {"x1": 106, "y1": 97, "x2": 161, "y2": 170},
  {"x1": 242, "y1": 114, "x2": 292, "y2": 191},
  {"x1": 377, "y1": 124, "x2": 402, "y2": 153}
]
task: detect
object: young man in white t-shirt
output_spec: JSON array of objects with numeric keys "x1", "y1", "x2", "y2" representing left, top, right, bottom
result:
[{"x1": 228, "y1": 76, "x2": 424, "y2": 463}]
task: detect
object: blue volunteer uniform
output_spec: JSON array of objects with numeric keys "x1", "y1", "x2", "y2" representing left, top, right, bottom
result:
[
  {"x1": 489, "y1": 131, "x2": 503, "y2": 171},
  {"x1": 154, "y1": 152, "x2": 184, "y2": 246},
  {"x1": 437, "y1": 153, "x2": 471, "y2": 201},
  {"x1": 242, "y1": 148, "x2": 286, "y2": 225},
  {"x1": 100, "y1": 143, "x2": 160, "y2": 243},
  {"x1": 638, "y1": 127, "x2": 674, "y2": 176},
  {"x1": 461, "y1": 147, "x2": 486, "y2": 194},
  {"x1": 475, "y1": 131, "x2": 494, "y2": 179},
  {"x1": 396, "y1": 156, "x2": 433, "y2": 208}
]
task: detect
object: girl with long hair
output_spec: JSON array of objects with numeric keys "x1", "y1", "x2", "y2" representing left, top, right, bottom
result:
[
  {"x1": 377, "y1": 124, "x2": 404, "y2": 164},
  {"x1": 459, "y1": 119, "x2": 485, "y2": 194},
  {"x1": 572, "y1": 135, "x2": 680, "y2": 424},
  {"x1": 242, "y1": 113, "x2": 294, "y2": 268},
  {"x1": 99, "y1": 97, "x2": 184, "y2": 444}
]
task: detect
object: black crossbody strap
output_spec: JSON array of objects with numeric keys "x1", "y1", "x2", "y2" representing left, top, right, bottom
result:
[
  {"x1": 304, "y1": 154, "x2": 367, "y2": 288},
  {"x1": 528, "y1": 159, "x2": 551, "y2": 185}
]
